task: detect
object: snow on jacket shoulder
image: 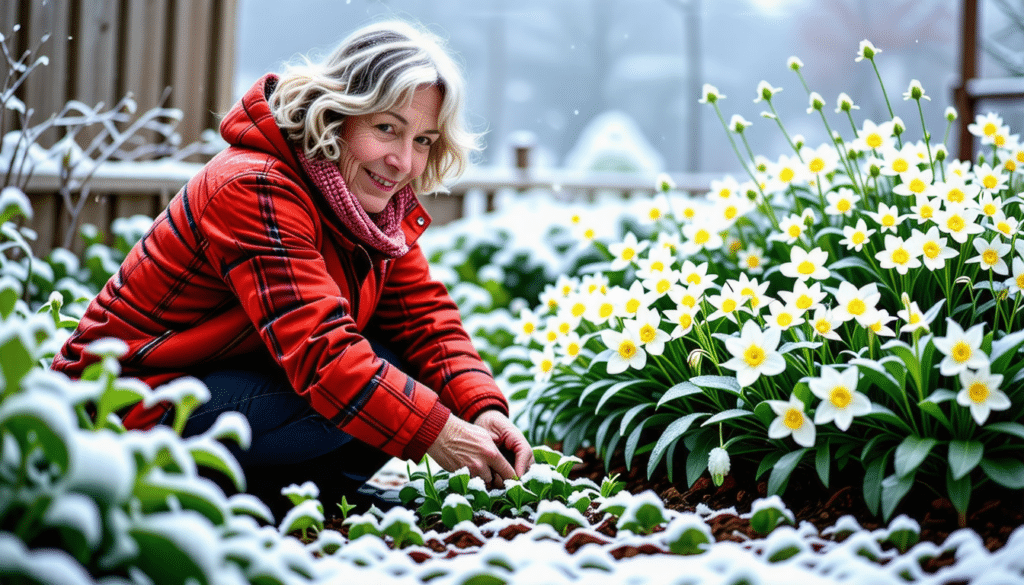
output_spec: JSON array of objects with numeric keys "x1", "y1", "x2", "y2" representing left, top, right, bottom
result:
[{"x1": 51, "y1": 74, "x2": 508, "y2": 461}]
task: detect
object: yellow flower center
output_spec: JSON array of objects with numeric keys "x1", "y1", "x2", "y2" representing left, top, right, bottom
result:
[
  {"x1": 684, "y1": 208, "x2": 696, "y2": 219},
  {"x1": 968, "y1": 382, "x2": 989, "y2": 403},
  {"x1": 1018, "y1": 274, "x2": 1024, "y2": 289},
  {"x1": 656, "y1": 280, "x2": 671, "y2": 294},
  {"x1": 725, "y1": 206, "x2": 738, "y2": 220},
  {"x1": 546, "y1": 330, "x2": 558, "y2": 342},
  {"x1": 618, "y1": 340, "x2": 637, "y2": 359},
  {"x1": 923, "y1": 241, "x2": 940, "y2": 259},
  {"x1": 984, "y1": 203, "x2": 997, "y2": 216},
  {"x1": 909, "y1": 313, "x2": 921, "y2": 324},
  {"x1": 777, "y1": 313, "x2": 793, "y2": 327},
  {"x1": 809, "y1": 158, "x2": 825, "y2": 173},
  {"x1": 787, "y1": 225, "x2": 802, "y2": 238},
  {"x1": 920, "y1": 205, "x2": 934, "y2": 219},
  {"x1": 649, "y1": 208, "x2": 662, "y2": 221},
  {"x1": 797, "y1": 295, "x2": 813, "y2": 310},
  {"x1": 783, "y1": 408, "x2": 804, "y2": 430},
  {"x1": 984, "y1": 122, "x2": 997, "y2": 136},
  {"x1": 946, "y1": 188, "x2": 965, "y2": 203},
  {"x1": 1005, "y1": 160, "x2": 1016, "y2": 172},
  {"x1": 815, "y1": 319, "x2": 832, "y2": 335},
  {"x1": 559, "y1": 322, "x2": 571, "y2": 335},
  {"x1": 909, "y1": 178, "x2": 927, "y2": 194},
  {"x1": 572, "y1": 303, "x2": 586, "y2": 317},
  {"x1": 747, "y1": 256, "x2": 761, "y2": 269},
  {"x1": 548, "y1": 299, "x2": 559, "y2": 310},
  {"x1": 947, "y1": 215, "x2": 965, "y2": 232},
  {"x1": 623, "y1": 248, "x2": 636, "y2": 261},
  {"x1": 829, "y1": 386, "x2": 852, "y2": 409},
  {"x1": 995, "y1": 134, "x2": 1007, "y2": 147},
  {"x1": 983, "y1": 175, "x2": 998, "y2": 190},
  {"x1": 626, "y1": 299, "x2": 641, "y2": 314},
  {"x1": 695, "y1": 230, "x2": 710, "y2": 245},
  {"x1": 998, "y1": 222, "x2": 1012, "y2": 235},
  {"x1": 852, "y1": 232, "x2": 866, "y2": 245},
  {"x1": 718, "y1": 188, "x2": 731, "y2": 199},
  {"x1": 1017, "y1": 151, "x2": 1024, "y2": 163},
  {"x1": 584, "y1": 228, "x2": 596, "y2": 240},
  {"x1": 837, "y1": 200, "x2": 851, "y2": 213},
  {"x1": 722, "y1": 299, "x2": 737, "y2": 313},
  {"x1": 882, "y1": 215, "x2": 896, "y2": 227},
  {"x1": 730, "y1": 240, "x2": 742, "y2": 254},
  {"x1": 892, "y1": 159, "x2": 909, "y2": 173},
  {"x1": 599, "y1": 303, "x2": 615, "y2": 318},
  {"x1": 567, "y1": 343, "x2": 580, "y2": 357},
  {"x1": 983, "y1": 250, "x2": 999, "y2": 266},
  {"x1": 687, "y1": 274, "x2": 702, "y2": 285},
  {"x1": 744, "y1": 345, "x2": 766, "y2": 367},
  {"x1": 951, "y1": 340, "x2": 972, "y2": 363},
  {"x1": 571, "y1": 214, "x2": 582, "y2": 224},
  {"x1": 679, "y1": 314, "x2": 692, "y2": 328},
  {"x1": 780, "y1": 168, "x2": 795, "y2": 182},
  {"x1": 652, "y1": 261, "x2": 665, "y2": 272},
  {"x1": 682, "y1": 295, "x2": 697, "y2": 308},
  {"x1": 562, "y1": 286, "x2": 572, "y2": 296},
  {"x1": 640, "y1": 324, "x2": 657, "y2": 343},
  {"x1": 541, "y1": 359, "x2": 553, "y2": 373},
  {"x1": 798, "y1": 260, "x2": 817, "y2": 275},
  {"x1": 866, "y1": 134, "x2": 883, "y2": 148},
  {"x1": 523, "y1": 322, "x2": 535, "y2": 334},
  {"x1": 848, "y1": 299, "x2": 866, "y2": 315},
  {"x1": 870, "y1": 321, "x2": 882, "y2": 332},
  {"x1": 892, "y1": 248, "x2": 910, "y2": 264}
]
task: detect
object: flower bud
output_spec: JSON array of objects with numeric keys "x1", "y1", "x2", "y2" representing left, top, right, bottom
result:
[
  {"x1": 835, "y1": 92, "x2": 858, "y2": 113},
  {"x1": 856, "y1": 40, "x2": 881, "y2": 62},
  {"x1": 708, "y1": 447, "x2": 731, "y2": 486},
  {"x1": 656, "y1": 173, "x2": 676, "y2": 193},
  {"x1": 787, "y1": 56, "x2": 803, "y2": 71},
  {"x1": 945, "y1": 106, "x2": 958, "y2": 122},
  {"x1": 806, "y1": 92, "x2": 825, "y2": 114},
  {"x1": 700, "y1": 84, "x2": 724, "y2": 104}
]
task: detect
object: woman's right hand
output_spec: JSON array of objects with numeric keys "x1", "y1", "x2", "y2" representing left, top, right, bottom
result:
[{"x1": 426, "y1": 414, "x2": 516, "y2": 489}]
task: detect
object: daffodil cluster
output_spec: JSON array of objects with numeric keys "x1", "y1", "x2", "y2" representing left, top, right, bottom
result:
[{"x1": 513, "y1": 40, "x2": 1024, "y2": 523}]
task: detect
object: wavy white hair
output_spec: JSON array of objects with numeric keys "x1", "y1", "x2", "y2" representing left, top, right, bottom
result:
[{"x1": 269, "y1": 20, "x2": 480, "y2": 194}]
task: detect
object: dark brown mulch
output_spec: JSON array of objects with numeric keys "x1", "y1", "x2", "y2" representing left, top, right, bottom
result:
[{"x1": 569, "y1": 445, "x2": 1024, "y2": 555}]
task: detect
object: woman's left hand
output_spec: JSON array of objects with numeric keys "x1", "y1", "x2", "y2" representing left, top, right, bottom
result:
[{"x1": 472, "y1": 410, "x2": 534, "y2": 479}]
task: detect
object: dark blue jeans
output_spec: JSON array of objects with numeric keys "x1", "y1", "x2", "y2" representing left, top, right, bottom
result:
[{"x1": 165, "y1": 344, "x2": 401, "y2": 521}]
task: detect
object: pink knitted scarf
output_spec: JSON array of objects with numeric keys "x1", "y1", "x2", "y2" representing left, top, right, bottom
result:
[{"x1": 297, "y1": 150, "x2": 412, "y2": 257}]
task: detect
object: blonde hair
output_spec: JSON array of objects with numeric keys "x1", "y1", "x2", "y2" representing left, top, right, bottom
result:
[{"x1": 269, "y1": 20, "x2": 480, "y2": 194}]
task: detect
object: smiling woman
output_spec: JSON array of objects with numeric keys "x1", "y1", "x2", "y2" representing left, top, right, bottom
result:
[{"x1": 51, "y1": 19, "x2": 534, "y2": 519}]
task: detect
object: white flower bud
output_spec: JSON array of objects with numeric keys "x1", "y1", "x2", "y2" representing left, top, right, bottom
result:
[{"x1": 708, "y1": 447, "x2": 731, "y2": 486}]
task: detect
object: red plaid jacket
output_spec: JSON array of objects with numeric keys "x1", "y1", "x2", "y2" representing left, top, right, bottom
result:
[{"x1": 51, "y1": 74, "x2": 508, "y2": 461}]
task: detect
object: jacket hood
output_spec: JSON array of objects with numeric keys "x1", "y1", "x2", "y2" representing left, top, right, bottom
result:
[{"x1": 219, "y1": 74, "x2": 298, "y2": 170}]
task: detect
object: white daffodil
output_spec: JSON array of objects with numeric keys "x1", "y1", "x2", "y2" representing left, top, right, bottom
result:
[
  {"x1": 876, "y1": 234, "x2": 922, "y2": 275},
  {"x1": 935, "y1": 204, "x2": 984, "y2": 244},
  {"x1": 737, "y1": 244, "x2": 766, "y2": 274},
  {"x1": 669, "y1": 282, "x2": 705, "y2": 310},
  {"x1": 584, "y1": 291, "x2": 617, "y2": 326},
  {"x1": 767, "y1": 394, "x2": 816, "y2": 447},
  {"x1": 766, "y1": 300, "x2": 805, "y2": 331},
  {"x1": 802, "y1": 143, "x2": 840, "y2": 176},
  {"x1": 909, "y1": 226, "x2": 958, "y2": 272},
  {"x1": 946, "y1": 160, "x2": 975, "y2": 182},
  {"x1": 809, "y1": 365, "x2": 871, "y2": 431},
  {"x1": 892, "y1": 167, "x2": 934, "y2": 198},
  {"x1": 824, "y1": 188, "x2": 860, "y2": 217},
  {"x1": 663, "y1": 304, "x2": 700, "y2": 339},
  {"x1": 935, "y1": 177, "x2": 980, "y2": 207},
  {"x1": 866, "y1": 202, "x2": 908, "y2": 233},
  {"x1": 562, "y1": 293, "x2": 589, "y2": 324},
  {"x1": 990, "y1": 211, "x2": 1020, "y2": 240},
  {"x1": 707, "y1": 447, "x2": 731, "y2": 486},
  {"x1": 852, "y1": 119, "x2": 895, "y2": 152},
  {"x1": 556, "y1": 332, "x2": 584, "y2": 366},
  {"x1": 976, "y1": 192, "x2": 1005, "y2": 218},
  {"x1": 769, "y1": 213, "x2": 808, "y2": 245},
  {"x1": 809, "y1": 307, "x2": 843, "y2": 342},
  {"x1": 609, "y1": 232, "x2": 649, "y2": 271},
  {"x1": 635, "y1": 246, "x2": 676, "y2": 280},
  {"x1": 529, "y1": 345, "x2": 557, "y2": 382},
  {"x1": 806, "y1": 91, "x2": 826, "y2": 114},
  {"x1": 733, "y1": 273, "x2": 772, "y2": 314},
  {"x1": 967, "y1": 112, "x2": 1005, "y2": 141},
  {"x1": 878, "y1": 144, "x2": 918, "y2": 179},
  {"x1": 679, "y1": 260, "x2": 716, "y2": 288},
  {"x1": 835, "y1": 92, "x2": 858, "y2": 113},
  {"x1": 967, "y1": 236, "x2": 1011, "y2": 275},
  {"x1": 778, "y1": 281, "x2": 827, "y2": 315},
  {"x1": 514, "y1": 307, "x2": 542, "y2": 345},
  {"x1": 909, "y1": 193, "x2": 942, "y2": 224},
  {"x1": 600, "y1": 327, "x2": 647, "y2": 375},
  {"x1": 832, "y1": 281, "x2": 881, "y2": 326},
  {"x1": 973, "y1": 162, "x2": 1010, "y2": 195},
  {"x1": 654, "y1": 230, "x2": 683, "y2": 255},
  {"x1": 681, "y1": 221, "x2": 725, "y2": 255},
  {"x1": 932, "y1": 319, "x2": 989, "y2": 376},
  {"x1": 640, "y1": 269, "x2": 681, "y2": 298},
  {"x1": 866, "y1": 308, "x2": 897, "y2": 337},
  {"x1": 626, "y1": 308, "x2": 671, "y2": 356},
  {"x1": 897, "y1": 298, "x2": 931, "y2": 334},
  {"x1": 1004, "y1": 257, "x2": 1024, "y2": 296},
  {"x1": 721, "y1": 320, "x2": 786, "y2": 388},
  {"x1": 614, "y1": 280, "x2": 659, "y2": 320},
  {"x1": 839, "y1": 218, "x2": 876, "y2": 252},
  {"x1": 957, "y1": 365, "x2": 1010, "y2": 425},
  {"x1": 580, "y1": 273, "x2": 609, "y2": 296},
  {"x1": 706, "y1": 282, "x2": 748, "y2": 324},
  {"x1": 779, "y1": 246, "x2": 831, "y2": 282},
  {"x1": 708, "y1": 176, "x2": 742, "y2": 201},
  {"x1": 639, "y1": 197, "x2": 670, "y2": 225}
]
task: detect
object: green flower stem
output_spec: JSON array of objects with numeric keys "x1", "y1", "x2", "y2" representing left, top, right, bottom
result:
[
  {"x1": 712, "y1": 102, "x2": 768, "y2": 189},
  {"x1": 845, "y1": 110, "x2": 860, "y2": 136},
  {"x1": 867, "y1": 57, "x2": 899, "y2": 143},
  {"x1": 914, "y1": 98, "x2": 936, "y2": 173},
  {"x1": 766, "y1": 100, "x2": 804, "y2": 160},
  {"x1": 738, "y1": 131, "x2": 759, "y2": 167}
]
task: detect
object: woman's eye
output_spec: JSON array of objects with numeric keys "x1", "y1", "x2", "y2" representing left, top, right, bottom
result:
[
  {"x1": 375, "y1": 123, "x2": 394, "y2": 133},
  {"x1": 416, "y1": 136, "x2": 434, "y2": 147}
]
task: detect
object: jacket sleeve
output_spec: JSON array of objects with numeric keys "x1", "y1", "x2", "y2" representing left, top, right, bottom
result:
[
  {"x1": 370, "y1": 238, "x2": 509, "y2": 424},
  {"x1": 197, "y1": 171, "x2": 449, "y2": 461}
]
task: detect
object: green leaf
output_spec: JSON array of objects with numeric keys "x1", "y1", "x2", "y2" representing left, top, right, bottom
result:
[
  {"x1": 665, "y1": 523, "x2": 711, "y2": 555},
  {"x1": 815, "y1": 440, "x2": 831, "y2": 488},
  {"x1": 595, "y1": 408, "x2": 627, "y2": 456},
  {"x1": 131, "y1": 525, "x2": 210, "y2": 585},
  {"x1": 983, "y1": 421, "x2": 1024, "y2": 441},
  {"x1": 917, "y1": 391, "x2": 954, "y2": 430},
  {"x1": 595, "y1": 379, "x2": 650, "y2": 413},
  {"x1": 688, "y1": 375, "x2": 742, "y2": 396},
  {"x1": 647, "y1": 413, "x2": 708, "y2": 478},
  {"x1": 828, "y1": 256, "x2": 874, "y2": 272},
  {"x1": 624, "y1": 414, "x2": 674, "y2": 471},
  {"x1": 0, "y1": 286, "x2": 19, "y2": 318},
  {"x1": 849, "y1": 356, "x2": 904, "y2": 406},
  {"x1": 620, "y1": 403, "x2": 652, "y2": 436},
  {"x1": 0, "y1": 334, "x2": 34, "y2": 392},
  {"x1": 700, "y1": 408, "x2": 752, "y2": 427},
  {"x1": 187, "y1": 441, "x2": 246, "y2": 492},
  {"x1": 893, "y1": 436, "x2": 937, "y2": 478},
  {"x1": 881, "y1": 472, "x2": 915, "y2": 521},
  {"x1": 756, "y1": 451, "x2": 783, "y2": 480},
  {"x1": 767, "y1": 449, "x2": 807, "y2": 496},
  {"x1": 778, "y1": 341, "x2": 822, "y2": 354},
  {"x1": 948, "y1": 440, "x2": 983, "y2": 481},
  {"x1": 863, "y1": 455, "x2": 889, "y2": 516},
  {"x1": 946, "y1": 468, "x2": 971, "y2": 521},
  {"x1": 656, "y1": 381, "x2": 702, "y2": 408},
  {"x1": 991, "y1": 328, "x2": 1024, "y2": 371},
  {"x1": 578, "y1": 378, "x2": 616, "y2": 406},
  {"x1": 685, "y1": 428, "x2": 718, "y2": 488},
  {"x1": 980, "y1": 457, "x2": 1024, "y2": 489}
]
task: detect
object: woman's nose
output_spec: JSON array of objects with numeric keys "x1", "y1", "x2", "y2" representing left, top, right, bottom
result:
[{"x1": 385, "y1": 141, "x2": 413, "y2": 175}]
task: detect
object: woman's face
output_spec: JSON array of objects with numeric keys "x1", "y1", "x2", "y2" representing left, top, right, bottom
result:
[{"x1": 337, "y1": 84, "x2": 442, "y2": 213}]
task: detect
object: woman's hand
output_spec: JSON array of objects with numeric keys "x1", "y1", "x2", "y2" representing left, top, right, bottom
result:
[
  {"x1": 471, "y1": 409, "x2": 534, "y2": 479},
  {"x1": 426, "y1": 414, "x2": 518, "y2": 488}
]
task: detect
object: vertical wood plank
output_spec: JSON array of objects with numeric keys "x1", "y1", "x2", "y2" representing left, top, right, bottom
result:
[
  {"x1": 210, "y1": 0, "x2": 239, "y2": 120},
  {"x1": 122, "y1": 0, "x2": 170, "y2": 151},
  {"x1": 169, "y1": 0, "x2": 213, "y2": 152},
  {"x1": 27, "y1": 192, "x2": 58, "y2": 257},
  {"x1": 26, "y1": 0, "x2": 72, "y2": 147},
  {"x1": 74, "y1": 0, "x2": 120, "y2": 148}
]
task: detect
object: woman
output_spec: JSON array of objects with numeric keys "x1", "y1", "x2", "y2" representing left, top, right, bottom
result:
[{"x1": 52, "y1": 20, "x2": 533, "y2": 517}]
